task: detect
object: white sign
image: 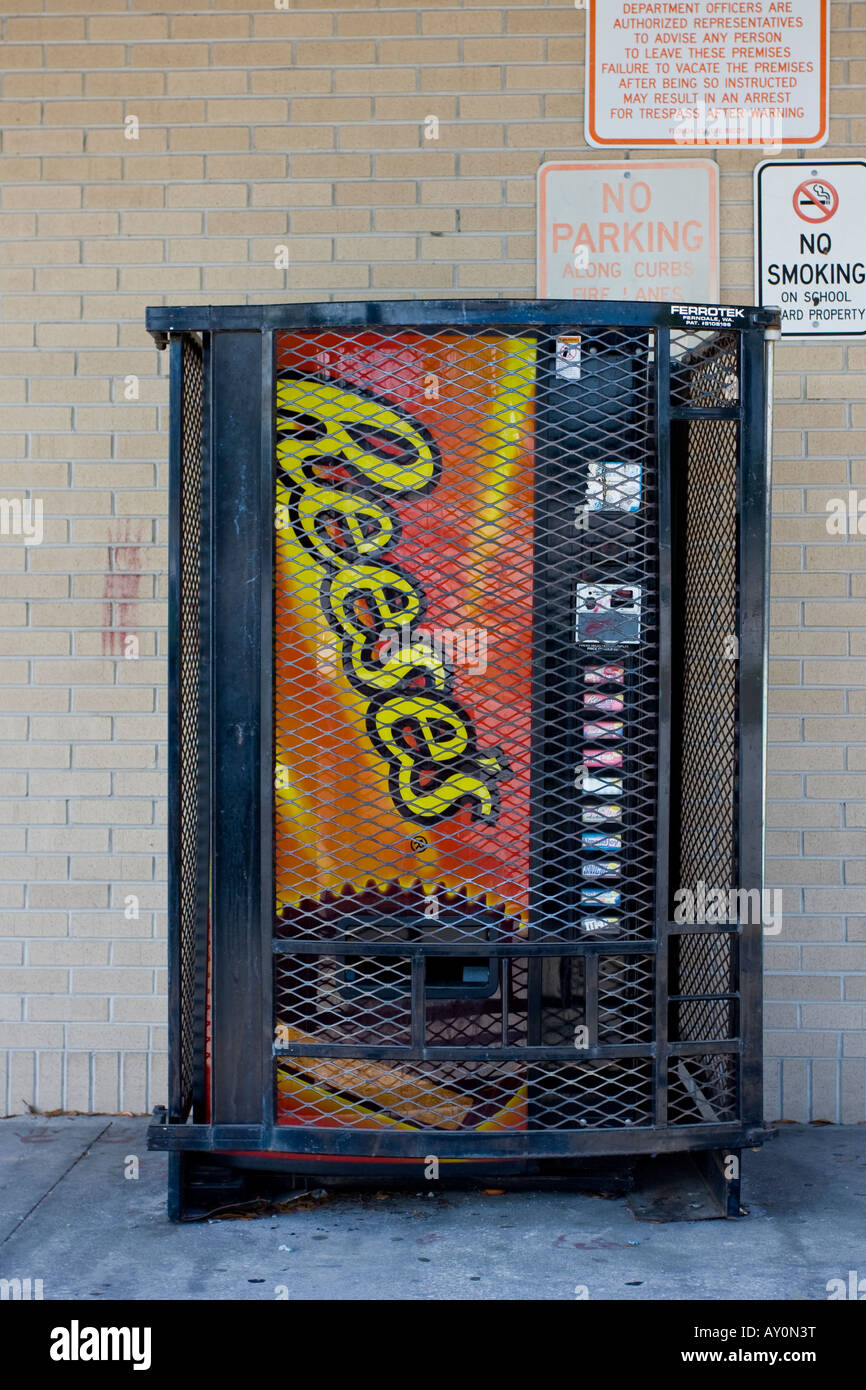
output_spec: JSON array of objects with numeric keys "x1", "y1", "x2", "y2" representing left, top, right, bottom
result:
[
  {"x1": 537, "y1": 159, "x2": 719, "y2": 303},
  {"x1": 755, "y1": 160, "x2": 866, "y2": 339},
  {"x1": 586, "y1": 0, "x2": 829, "y2": 150}
]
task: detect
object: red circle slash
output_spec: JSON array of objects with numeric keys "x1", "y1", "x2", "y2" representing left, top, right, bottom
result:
[{"x1": 793, "y1": 179, "x2": 839, "y2": 223}]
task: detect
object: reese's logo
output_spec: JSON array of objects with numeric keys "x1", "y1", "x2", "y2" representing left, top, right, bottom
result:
[{"x1": 275, "y1": 377, "x2": 509, "y2": 826}]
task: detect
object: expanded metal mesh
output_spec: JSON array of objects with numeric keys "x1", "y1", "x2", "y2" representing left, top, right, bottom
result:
[
  {"x1": 670, "y1": 931, "x2": 738, "y2": 1044},
  {"x1": 671, "y1": 330, "x2": 739, "y2": 409},
  {"x1": 676, "y1": 411, "x2": 740, "y2": 894},
  {"x1": 177, "y1": 334, "x2": 204, "y2": 1121},
  {"x1": 669, "y1": 1053, "x2": 738, "y2": 1126},
  {"x1": 268, "y1": 321, "x2": 745, "y2": 1136}
]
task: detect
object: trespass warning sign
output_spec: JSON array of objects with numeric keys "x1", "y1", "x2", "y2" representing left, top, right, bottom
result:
[
  {"x1": 586, "y1": 0, "x2": 829, "y2": 150},
  {"x1": 755, "y1": 160, "x2": 866, "y2": 339}
]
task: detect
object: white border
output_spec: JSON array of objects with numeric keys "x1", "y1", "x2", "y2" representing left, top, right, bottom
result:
[
  {"x1": 754, "y1": 158, "x2": 866, "y2": 341},
  {"x1": 585, "y1": 0, "x2": 830, "y2": 152},
  {"x1": 536, "y1": 158, "x2": 720, "y2": 302}
]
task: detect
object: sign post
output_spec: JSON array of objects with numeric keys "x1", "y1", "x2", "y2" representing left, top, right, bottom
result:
[
  {"x1": 586, "y1": 0, "x2": 829, "y2": 151},
  {"x1": 755, "y1": 160, "x2": 866, "y2": 339},
  {"x1": 538, "y1": 159, "x2": 719, "y2": 303}
]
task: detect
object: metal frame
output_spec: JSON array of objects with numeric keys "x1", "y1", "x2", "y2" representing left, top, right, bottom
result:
[
  {"x1": 147, "y1": 300, "x2": 778, "y2": 345},
  {"x1": 149, "y1": 300, "x2": 779, "y2": 1201}
]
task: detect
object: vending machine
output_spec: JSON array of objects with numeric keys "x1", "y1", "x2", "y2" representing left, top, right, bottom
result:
[{"x1": 147, "y1": 300, "x2": 779, "y2": 1220}]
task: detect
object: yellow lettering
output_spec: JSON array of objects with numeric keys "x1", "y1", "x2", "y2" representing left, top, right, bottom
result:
[
  {"x1": 327, "y1": 564, "x2": 422, "y2": 639},
  {"x1": 277, "y1": 380, "x2": 438, "y2": 496},
  {"x1": 293, "y1": 487, "x2": 395, "y2": 566},
  {"x1": 372, "y1": 694, "x2": 469, "y2": 764}
]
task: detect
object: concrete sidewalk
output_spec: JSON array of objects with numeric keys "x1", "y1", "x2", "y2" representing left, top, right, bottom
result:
[{"x1": 0, "y1": 1118, "x2": 863, "y2": 1300}]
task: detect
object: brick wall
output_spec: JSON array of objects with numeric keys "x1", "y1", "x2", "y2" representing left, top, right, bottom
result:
[{"x1": 0, "y1": 0, "x2": 864, "y2": 1122}]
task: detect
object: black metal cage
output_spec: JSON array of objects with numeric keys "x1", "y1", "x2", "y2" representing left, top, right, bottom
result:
[{"x1": 147, "y1": 299, "x2": 779, "y2": 1220}]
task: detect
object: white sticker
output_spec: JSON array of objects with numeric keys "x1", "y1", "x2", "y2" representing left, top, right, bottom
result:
[
  {"x1": 575, "y1": 583, "x2": 642, "y2": 647},
  {"x1": 586, "y1": 461, "x2": 642, "y2": 513},
  {"x1": 556, "y1": 335, "x2": 582, "y2": 381}
]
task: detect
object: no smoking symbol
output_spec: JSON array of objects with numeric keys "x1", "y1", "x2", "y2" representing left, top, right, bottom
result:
[{"x1": 793, "y1": 179, "x2": 839, "y2": 223}]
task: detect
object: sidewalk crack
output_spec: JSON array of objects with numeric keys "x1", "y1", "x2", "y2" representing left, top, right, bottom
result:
[{"x1": 1, "y1": 1121, "x2": 113, "y2": 1249}]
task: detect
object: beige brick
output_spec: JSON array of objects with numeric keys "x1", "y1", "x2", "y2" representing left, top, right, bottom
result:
[
  {"x1": 765, "y1": 830, "x2": 801, "y2": 856},
  {"x1": 173, "y1": 14, "x2": 251, "y2": 39},
  {"x1": 1, "y1": 968, "x2": 70, "y2": 994},
  {"x1": 458, "y1": 262, "x2": 535, "y2": 288},
  {"x1": 778, "y1": 1050, "x2": 811, "y2": 1117},
  {"x1": 803, "y1": 1002, "x2": 866, "y2": 1029},
  {"x1": 336, "y1": 68, "x2": 418, "y2": 95},
  {"x1": 807, "y1": 546, "x2": 866, "y2": 573},
  {"x1": 74, "y1": 747, "x2": 157, "y2": 771},
  {"x1": 30, "y1": 997, "x2": 113, "y2": 1022},
  {"x1": 771, "y1": 573, "x2": 846, "y2": 597},
  {"x1": 372, "y1": 264, "x2": 454, "y2": 290},
  {"x1": 166, "y1": 184, "x2": 248, "y2": 210},
  {"x1": 112, "y1": 942, "x2": 164, "y2": 967},
  {"x1": 291, "y1": 208, "x2": 370, "y2": 234},
  {"x1": 112, "y1": 998, "x2": 165, "y2": 1023},
  {"x1": 87, "y1": 13, "x2": 168, "y2": 38},
  {"x1": 808, "y1": 373, "x2": 866, "y2": 398},
  {"x1": 459, "y1": 151, "x2": 540, "y2": 177},
  {"x1": 203, "y1": 266, "x2": 286, "y2": 290},
  {"x1": 170, "y1": 127, "x2": 249, "y2": 156},
  {"x1": 0, "y1": 744, "x2": 70, "y2": 770},
  {"x1": 765, "y1": 1030, "x2": 839, "y2": 1057},
  {"x1": 71, "y1": 968, "x2": 153, "y2": 994},
  {"x1": 207, "y1": 154, "x2": 287, "y2": 179},
  {"x1": 205, "y1": 212, "x2": 285, "y2": 238},
  {"x1": 769, "y1": 631, "x2": 846, "y2": 656},
  {"x1": 373, "y1": 208, "x2": 455, "y2": 233},
  {"x1": 286, "y1": 262, "x2": 370, "y2": 289},
  {"x1": 111, "y1": 771, "x2": 166, "y2": 798},
  {"x1": 0, "y1": 911, "x2": 61, "y2": 945},
  {"x1": 67, "y1": 1025, "x2": 149, "y2": 1049},
  {"x1": 8, "y1": 16, "x2": 85, "y2": 39},
  {"x1": 206, "y1": 98, "x2": 288, "y2": 123},
  {"x1": 804, "y1": 600, "x2": 866, "y2": 626},
  {"x1": 766, "y1": 855, "x2": 840, "y2": 882},
  {"x1": 0, "y1": 1024, "x2": 64, "y2": 1048},
  {"x1": 293, "y1": 96, "x2": 372, "y2": 123},
  {"x1": 76, "y1": 632, "x2": 157, "y2": 658},
  {"x1": 4, "y1": 693, "x2": 69, "y2": 717},
  {"x1": 767, "y1": 774, "x2": 803, "y2": 798},
  {"x1": 69, "y1": 912, "x2": 152, "y2": 939}
]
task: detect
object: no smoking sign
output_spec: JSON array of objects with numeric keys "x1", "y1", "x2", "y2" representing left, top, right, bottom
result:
[{"x1": 756, "y1": 160, "x2": 866, "y2": 339}]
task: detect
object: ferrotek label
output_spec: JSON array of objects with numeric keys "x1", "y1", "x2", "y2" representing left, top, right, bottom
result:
[
  {"x1": 672, "y1": 304, "x2": 745, "y2": 327},
  {"x1": 755, "y1": 160, "x2": 866, "y2": 338},
  {"x1": 586, "y1": 0, "x2": 829, "y2": 149}
]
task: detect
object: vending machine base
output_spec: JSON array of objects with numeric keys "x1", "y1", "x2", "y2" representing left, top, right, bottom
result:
[{"x1": 162, "y1": 1138, "x2": 766, "y2": 1222}]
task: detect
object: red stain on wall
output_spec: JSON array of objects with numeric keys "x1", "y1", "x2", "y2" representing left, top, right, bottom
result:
[{"x1": 101, "y1": 523, "x2": 149, "y2": 655}]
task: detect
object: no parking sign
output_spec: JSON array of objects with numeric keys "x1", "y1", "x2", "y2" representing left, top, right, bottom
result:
[{"x1": 755, "y1": 160, "x2": 866, "y2": 339}]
